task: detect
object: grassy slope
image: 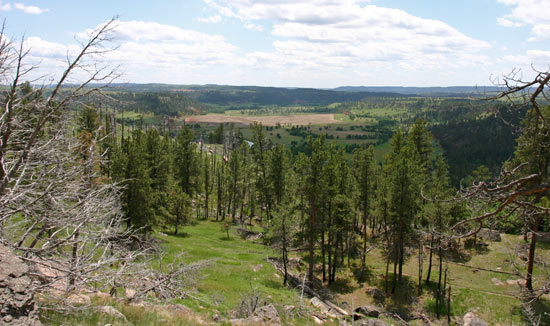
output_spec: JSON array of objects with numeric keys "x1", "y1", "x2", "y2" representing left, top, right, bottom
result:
[
  {"x1": 42, "y1": 220, "x2": 550, "y2": 326},
  {"x1": 334, "y1": 234, "x2": 550, "y2": 325},
  {"x1": 43, "y1": 220, "x2": 328, "y2": 326}
]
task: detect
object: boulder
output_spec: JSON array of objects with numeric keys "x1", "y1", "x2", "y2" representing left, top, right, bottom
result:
[
  {"x1": 124, "y1": 288, "x2": 136, "y2": 301},
  {"x1": 98, "y1": 306, "x2": 128, "y2": 322},
  {"x1": 463, "y1": 312, "x2": 488, "y2": 326},
  {"x1": 310, "y1": 297, "x2": 338, "y2": 318},
  {"x1": 0, "y1": 244, "x2": 42, "y2": 325},
  {"x1": 354, "y1": 305, "x2": 382, "y2": 318},
  {"x1": 479, "y1": 228, "x2": 501, "y2": 242},
  {"x1": 229, "y1": 304, "x2": 281, "y2": 326},
  {"x1": 366, "y1": 287, "x2": 386, "y2": 301},
  {"x1": 66, "y1": 294, "x2": 91, "y2": 305}
]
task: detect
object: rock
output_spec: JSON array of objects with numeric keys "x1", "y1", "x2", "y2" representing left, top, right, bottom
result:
[
  {"x1": 506, "y1": 279, "x2": 525, "y2": 287},
  {"x1": 229, "y1": 304, "x2": 281, "y2": 326},
  {"x1": 252, "y1": 264, "x2": 263, "y2": 272},
  {"x1": 311, "y1": 314, "x2": 326, "y2": 324},
  {"x1": 236, "y1": 228, "x2": 264, "y2": 241},
  {"x1": 0, "y1": 244, "x2": 42, "y2": 326},
  {"x1": 463, "y1": 312, "x2": 488, "y2": 326},
  {"x1": 125, "y1": 288, "x2": 136, "y2": 301},
  {"x1": 98, "y1": 306, "x2": 128, "y2": 322},
  {"x1": 366, "y1": 287, "x2": 386, "y2": 301},
  {"x1": 354, "y1": 305, "x2": 382, "y2": 318},
  {"x1": 255, "y1": 304, "x2": 281, "y2": 324},
  {"x1": 479, "y1": 228, "x2": 501, "y2": 242},
  {"x1": 310, "y1": 297, "x2": 342, "y2": 318},
  {"x1": 67, "y1": 294, "x2": 91, "y2": 305}
]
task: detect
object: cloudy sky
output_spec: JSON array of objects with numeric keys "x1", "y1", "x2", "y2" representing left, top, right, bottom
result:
[{"x1": 2, "y1": 0, "x2": 549, "y2": 87}]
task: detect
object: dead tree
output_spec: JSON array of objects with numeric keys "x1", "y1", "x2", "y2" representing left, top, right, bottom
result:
[
  {"x1": 0, "y1": 18, "x2": 152, "y2": 302},
  {"x1": 452, "y1": 69, "x2": 550, "y2": 305}
]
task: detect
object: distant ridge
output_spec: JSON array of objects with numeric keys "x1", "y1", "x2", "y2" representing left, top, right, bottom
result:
[{"x1": 332, "y1": 86, "x2": 505, "y2": 96}]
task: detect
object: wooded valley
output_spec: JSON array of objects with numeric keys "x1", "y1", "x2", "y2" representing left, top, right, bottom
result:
[{"x1": 1, "y1": 18, "x2": 550, "y2": 326}]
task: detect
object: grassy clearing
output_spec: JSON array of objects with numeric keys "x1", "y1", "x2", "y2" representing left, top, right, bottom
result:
[
  {"x1": 157, "y1": 221, "x2": 321, "y2": 325},
  {"x1": 42, "y1": 220, "x2": 329, "y2": 325},
  {"x1": 330, "y1": 234, "x2": 550, "y2": 325}
]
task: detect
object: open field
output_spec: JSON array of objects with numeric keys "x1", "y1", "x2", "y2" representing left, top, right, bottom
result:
[{"x1": 185, "y1": 113, "x2": 341, "y2": 126}]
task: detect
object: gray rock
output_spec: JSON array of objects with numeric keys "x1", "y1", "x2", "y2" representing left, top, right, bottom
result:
[
  {"x1": 366, "y1": 287, "x2": 386, "y2": 301},
  {"x1": 0, "y1": 244, "x2": 42, "y2": 325},
  {"x1": 463, "y1": 312, "x2": 488, "y2": 326},
  {"x1": 229, "y1": 304, "x2": 281, "y2": 326},
  {"x1": 98, "y1": 306, "x2": 128, "y2": 322},
  {"x1": 354, "y1": 305, "x2": 382, "y2": 318},
  {"x1": 67, "y1": 293, "x2": 91, "y2": 305}
]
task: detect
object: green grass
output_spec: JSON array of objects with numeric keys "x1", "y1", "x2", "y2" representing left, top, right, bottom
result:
[
  {"x1": 42, "y1": 220, "x2": 328, "y2": 325},
  {"x1": 158, "y1": 221, "x2": 311, "y2": 317},
  {"x1": 331, "y1": 233, "x2": 550, "y2": 326}
]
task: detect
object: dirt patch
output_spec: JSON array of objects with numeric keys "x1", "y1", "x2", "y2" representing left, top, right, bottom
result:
[{"x1": 185, "y1": 114, "x2": 341, "y2": 126}]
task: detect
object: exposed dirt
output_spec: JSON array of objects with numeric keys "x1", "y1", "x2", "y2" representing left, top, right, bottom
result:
[{"x1": 185, "y1": 114, "x2": 341, "y2": 126}]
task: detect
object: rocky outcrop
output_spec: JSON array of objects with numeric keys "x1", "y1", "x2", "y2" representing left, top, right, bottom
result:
[
  {"x1": 366, "y1": 287, "x2": 386, "y2": 301},
  {"x1": 463, "y1": 312, "x2": 488, "y2": 326},
  {"x1": 0, "y1": 244, "x2": 42, "y2": 325},
  {"x1": 354, "y1": 305, "x2": 382, "y2": 318},
  {"x1": 229, "y1": 304, "x2": 281, "y2": 326},
  {"x1": 98, "y1": 305, "x2": 128, "y2": 322}
]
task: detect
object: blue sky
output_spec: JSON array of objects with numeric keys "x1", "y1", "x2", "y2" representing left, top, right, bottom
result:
[{"x1": 2, "y1": 0, "x2": 549, "y2": 87}]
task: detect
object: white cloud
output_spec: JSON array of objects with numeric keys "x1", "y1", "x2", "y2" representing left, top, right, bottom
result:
[
  {"x1": 73, "y1": 20, "x2": 244, "y2": 83},
  {"x1": 497, "y1": 0, "x2": 550, "y2": 41},
  {"x1": 202, "y1": 1, "x2": 490, "y2": 73},
  {"x1": 14, "y1": 2, "x2": 49, "y2": 14},
  {"x1": 0, "y1": 2, "x2": 10, "y2": 11},
  {"x1": 195, "y1": 14, "x2": 222, "y2": 23},
  {"x1": 502, "y1": 49, "x2": 550, "y2": 65}
]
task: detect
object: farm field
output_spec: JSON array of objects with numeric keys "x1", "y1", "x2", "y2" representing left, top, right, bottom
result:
[{"x1": 185, "y1": 113, "x2": 341, "y2": 126}]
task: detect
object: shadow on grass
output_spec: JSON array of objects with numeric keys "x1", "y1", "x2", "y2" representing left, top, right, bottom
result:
[
  {"x1": 170, "y1": 231, "x2": 191, "y2": 239},
  {"x1": 382, "y1": 276, "x2": 418, "y2": 321},
  {"x1": 218, "y1": 236, "x2": 234, "y2": 241},
  {"x1": 328, "y1": 276, "x2": 360, "y2": 294},
  {"x1": 536, "y1": 241, "x2": 550, "y2": 250},
  {"x1": 351, "y1": 265, "x2": 376, "y2": 284}
]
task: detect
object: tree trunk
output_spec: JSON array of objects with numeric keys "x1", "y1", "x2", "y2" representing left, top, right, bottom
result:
[
  {"x1": 426, "y1": 235, "x2": 433, "y2": 284},
  {"x1": 418, "y1": 239, "x2": 423, "y2": 296},
  {"x1": 436, "y1": 245, "x2": 443, "y2": 319},
  {"x1": 321, "y1": 230, "x2": 326, "y2": 283}
]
